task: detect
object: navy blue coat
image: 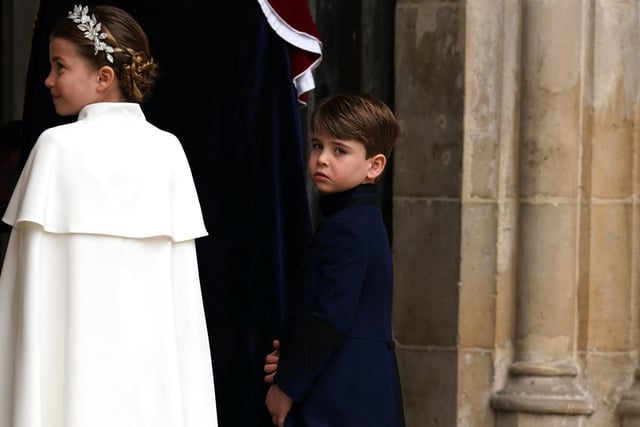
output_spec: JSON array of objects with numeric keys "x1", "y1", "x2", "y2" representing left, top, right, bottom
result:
[{"x1": 274, "y1": 184, "x2": 405, "y2": 427}]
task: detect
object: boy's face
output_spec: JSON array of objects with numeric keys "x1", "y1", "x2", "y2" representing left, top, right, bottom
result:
[{"x1": 308, "y1": 130, "x2": 384, "y2": 194}]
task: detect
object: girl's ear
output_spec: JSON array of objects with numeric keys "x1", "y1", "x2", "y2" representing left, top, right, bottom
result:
[
  {"x1": 96, "y1": 65, "x2": 116, "y2": 92},
  {"x1": 366, "y1": 153, "x2": 387, "y2": 181}
]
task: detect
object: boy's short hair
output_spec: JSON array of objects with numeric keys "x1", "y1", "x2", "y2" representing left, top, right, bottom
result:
[{"x1": 310, "y1": 92, "x2": 400, "y2": 158}]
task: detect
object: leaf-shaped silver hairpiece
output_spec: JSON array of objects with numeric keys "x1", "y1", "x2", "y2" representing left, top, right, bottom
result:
[{"x1": 68, "y1": 5, "x2": 115, "y2": 63}]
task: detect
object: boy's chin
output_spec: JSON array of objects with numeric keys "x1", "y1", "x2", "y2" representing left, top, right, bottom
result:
[{"x1": 314, "y1": 184, "x2": 358, "y2": 194}]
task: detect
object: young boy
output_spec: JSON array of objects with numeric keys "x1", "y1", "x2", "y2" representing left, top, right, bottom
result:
[{"x1": 264, "y1": 93, "x2": 405, "y2": 427}]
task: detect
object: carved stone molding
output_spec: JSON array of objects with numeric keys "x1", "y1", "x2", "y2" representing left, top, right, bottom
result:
[{"x1": 491, "y1": 361, "x2": 594, "y2": 415}]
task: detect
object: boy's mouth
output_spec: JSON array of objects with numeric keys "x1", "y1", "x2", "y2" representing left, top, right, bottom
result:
[{"x1": 314, "y1": 172, "x2": 329, "y2": 181}]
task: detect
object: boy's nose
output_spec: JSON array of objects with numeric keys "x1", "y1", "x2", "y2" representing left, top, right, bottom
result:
[{"x1": 317, "y1": 150, "x2": 329, "y2": 164}]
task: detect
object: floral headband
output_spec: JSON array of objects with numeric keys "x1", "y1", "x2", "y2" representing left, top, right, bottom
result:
[{"x1": 67, "y1": 4, "x2": 115, "y2": 63}]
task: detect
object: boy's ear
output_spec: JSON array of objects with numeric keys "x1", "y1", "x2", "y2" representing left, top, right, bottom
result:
[
  {"x1": 96, "y1": 66, "x2": 116, "y2": 92},
  {"x1": 367, "y1": 154, "x2": 387, "y2": 181}
]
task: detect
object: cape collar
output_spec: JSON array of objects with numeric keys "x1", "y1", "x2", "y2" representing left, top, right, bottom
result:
[{"x1": 78, "y1": 102, "x2": 145, "y2": 122}]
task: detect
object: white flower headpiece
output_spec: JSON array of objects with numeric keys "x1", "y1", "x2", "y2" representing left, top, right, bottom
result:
[{"x1": 68, "y1": 4, "x2": 115, "y2": 63}]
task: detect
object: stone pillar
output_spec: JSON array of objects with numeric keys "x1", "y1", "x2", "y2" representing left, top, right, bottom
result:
[
  {"x1": 490, "y1": 0, "x2": 594, "y2": 423},
  {"x1": 459, "y1": 0, "x2": 521, "y2": 425}
]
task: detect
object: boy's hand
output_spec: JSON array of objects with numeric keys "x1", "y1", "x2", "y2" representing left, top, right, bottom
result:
[
  {"x1": 264, "y1": 339, "x2": 280, "y2": 384},
  {"x1": 265, "y1": 383, "x2": 292, "y2": 427}
]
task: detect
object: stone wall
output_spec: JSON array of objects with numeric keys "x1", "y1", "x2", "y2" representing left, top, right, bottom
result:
[
  {"x1": 393, "y1": 0, "x2": 640, "y2": 426},
  {"x1": 394, "y1": 0, "x2": 465, "y2": 425}
]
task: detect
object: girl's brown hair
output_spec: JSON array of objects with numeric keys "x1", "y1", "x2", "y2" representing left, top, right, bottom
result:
[{"x1": 51, "y1": 5, "x2": 158, "y2": 102}]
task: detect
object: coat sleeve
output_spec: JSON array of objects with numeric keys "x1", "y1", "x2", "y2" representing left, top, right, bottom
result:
[{"x1": 274, "y1": 219, "x2": 368, "y2": 401}]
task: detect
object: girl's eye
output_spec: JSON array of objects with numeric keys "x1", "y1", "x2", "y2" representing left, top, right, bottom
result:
[
  {"x1": 311, "y1": 142, "x2": 323, "y2": 150},
  {"x1": 334, "y1": 147, "x2": 346, "y2": 155}
]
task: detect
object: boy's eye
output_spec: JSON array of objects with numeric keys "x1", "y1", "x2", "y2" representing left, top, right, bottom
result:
[
  {"x1": 311, "y1": 142, "x2": 323, "y2": 150},
  {"x1": 334, "y1": 147, "x2": 346, "y2": 155}
]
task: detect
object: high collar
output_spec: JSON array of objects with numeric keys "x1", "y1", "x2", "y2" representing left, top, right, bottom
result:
[
  {"x1": 78, "y1": 102, "x2": 145, "y2": 122},
  {"x1": 318, "y1": 184, "x2": 380, "y2": 218}
]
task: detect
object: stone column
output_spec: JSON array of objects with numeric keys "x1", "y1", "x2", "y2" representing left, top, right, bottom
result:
[
  {"x1": 459, "y1": 0, "x2": 521, "y2": 425},
  {"x1": 490, "y1": 0, "x2": 594, "y2": 424}
]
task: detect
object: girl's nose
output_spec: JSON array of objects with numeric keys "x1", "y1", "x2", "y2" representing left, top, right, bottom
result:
[{"x1": 44, "y1": 72, "x2": 53, "y2": 88}]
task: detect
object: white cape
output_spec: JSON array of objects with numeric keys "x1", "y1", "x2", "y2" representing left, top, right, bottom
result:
[{"x1": 0, "y1": 103, "x2": 218, "y2": 427}]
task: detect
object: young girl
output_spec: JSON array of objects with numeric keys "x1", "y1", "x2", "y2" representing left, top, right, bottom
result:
[{"x1": 0, "y1": 5, "x2": 218, "y2": 426}]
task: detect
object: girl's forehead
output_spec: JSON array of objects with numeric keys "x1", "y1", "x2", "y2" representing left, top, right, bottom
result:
[{"x1": 49, "y1": 37, "x2": 79, "y2": 58}]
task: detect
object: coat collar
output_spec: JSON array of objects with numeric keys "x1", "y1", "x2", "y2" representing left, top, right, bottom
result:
[{"x1": 318, "y1": 184, "x2": 379, "y2": 218}]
